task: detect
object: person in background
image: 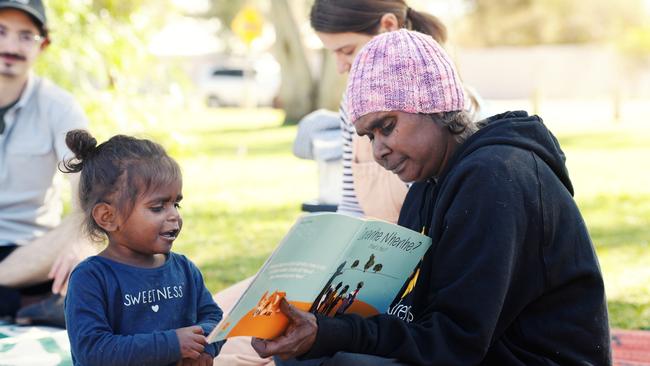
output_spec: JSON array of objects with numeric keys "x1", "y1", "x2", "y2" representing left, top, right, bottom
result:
[
  {"x1": 0, "y1": 0, "x2": 94, "y2": 327},
  {"x1": 251, "y1": 29, "x2": 611, "y2": 366},
  {"x1": 310, "y1": 0, "x2": 484, "y2": 223}
]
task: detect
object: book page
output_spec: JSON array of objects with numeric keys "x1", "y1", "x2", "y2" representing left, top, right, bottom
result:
[
  {"x1": 309, "y1": 220, "x2": 431, "y2": 319},
  {"x1": 208, "y1": 213, "x2": 362, "y2": 341}
]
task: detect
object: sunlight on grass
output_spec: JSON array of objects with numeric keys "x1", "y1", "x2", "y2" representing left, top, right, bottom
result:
[
  {"x1": 165, "y1": 108, "x2": 319, "y2": 292},
  {"x1": 558, "y1": 127, "x2": 650, "y2": 329}
]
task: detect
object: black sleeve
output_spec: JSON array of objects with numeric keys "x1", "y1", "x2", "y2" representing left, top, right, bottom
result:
[{"x1": 303, "y1": 149, "x2": 543, "y2": 365}]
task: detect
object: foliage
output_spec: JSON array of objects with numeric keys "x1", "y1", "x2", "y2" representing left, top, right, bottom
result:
[
  {"x1": 457, "y1": 0, "x2": 647, "y2": 47},
  {"x1": 35, "y1": 0, "x2": 191, "y2": 146},
  {"x1": 202, "y1": 0, "x2": 248, "y2": 28},
  {"x1": 618, "y1": 25, "x2": 650, "y2": 66}
]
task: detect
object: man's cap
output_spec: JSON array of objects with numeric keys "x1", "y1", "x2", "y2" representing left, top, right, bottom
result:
[{"x1": 0, "y1": 0, "x2": 47, "y2": 28}]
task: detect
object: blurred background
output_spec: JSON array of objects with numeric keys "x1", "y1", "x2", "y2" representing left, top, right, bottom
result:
[{"x1": 41, "y1": 0, "x2": 650, "y2": 330}]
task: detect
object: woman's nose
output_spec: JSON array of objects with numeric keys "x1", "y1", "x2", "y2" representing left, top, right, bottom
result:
[{"x1": 372, "y1": 137, "x2": 390, "y2": 162}]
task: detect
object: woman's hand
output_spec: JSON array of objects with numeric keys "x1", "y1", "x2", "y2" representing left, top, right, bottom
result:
[{"x1": 251, "y1": 298, "x2": 318, "y2": 360}]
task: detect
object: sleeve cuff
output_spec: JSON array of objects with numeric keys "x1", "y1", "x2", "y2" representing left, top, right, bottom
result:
[
  {"x1": 205, "y1": 343, "x2": 217, "y2": 357},
  {"x1": 300, "y1": 314, "x2": 354, "y2": 359},
  {"x1": 200, "y1": 323, "x2": 222, "y2": 357},
  {"x1": 164, "y1": 329, "x2": 182, "y2": 361}
]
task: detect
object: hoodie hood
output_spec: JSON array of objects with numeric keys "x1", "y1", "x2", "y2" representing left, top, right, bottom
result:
[{"x1": 451, "y1": 110, "x2": 573, "y2": 195}]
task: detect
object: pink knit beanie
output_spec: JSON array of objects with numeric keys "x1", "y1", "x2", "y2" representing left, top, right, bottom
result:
[{"x1": 346, "y1": 29, "x2": 465, "y2": 123}]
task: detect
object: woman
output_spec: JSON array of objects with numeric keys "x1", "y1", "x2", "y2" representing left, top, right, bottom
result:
[
  {"x1": 252, "y1": 29, "x2": 611, "y2": 366},
  {"x1": 214, "y1": 3, "x2": 462, "y2": 363}
]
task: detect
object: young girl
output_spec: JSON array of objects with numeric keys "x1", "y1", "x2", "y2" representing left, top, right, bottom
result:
[{"x1": 62, "y1": 130, "x2": 222, "y2": 366}]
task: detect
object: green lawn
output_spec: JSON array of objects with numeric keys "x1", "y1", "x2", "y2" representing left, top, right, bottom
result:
[
  {"x1": 165, "y1": 108, "x2": 317, "y2": 291},
  {"x1": 153, "y1": 107, "x2": 650, "y2": 330},
  {"x1": 560, "y1": 129, "x2": 650, "y2": 329}
]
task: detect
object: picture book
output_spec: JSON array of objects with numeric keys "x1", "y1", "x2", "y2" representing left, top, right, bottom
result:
[{"x1": 207, "y1": 212, "x2": 432, "y2": 343}]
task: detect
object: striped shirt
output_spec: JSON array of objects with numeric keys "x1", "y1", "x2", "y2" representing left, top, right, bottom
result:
[{"x1": 336, "y1": 93, "x2": 365, "y2": 217}]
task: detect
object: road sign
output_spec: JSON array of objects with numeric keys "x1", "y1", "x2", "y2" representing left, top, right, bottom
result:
[{"x1": 231, "y1": 6, "x2": 264, "y2": 45}]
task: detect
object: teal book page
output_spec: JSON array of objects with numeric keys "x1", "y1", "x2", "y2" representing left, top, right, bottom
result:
[
  {"x1": 208, "y1": 213, "x2": 363, "y2": 341},
  {"x1": 309, "y1": 220, "x2": 431, "y2": 319}
]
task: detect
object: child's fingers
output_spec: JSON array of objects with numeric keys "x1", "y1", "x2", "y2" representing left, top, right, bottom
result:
[
  {"x1": 192, "y1": 334, "x2": 207, "y2": 347},
  {"x1": 185, "y1": 350, "x2": 201, "y2": 360},
  {"x1": 179, "y1": 348, "x2": 199, "y2": 360},
  {"x1": 187, "y1": 338, "x2": 205, "y2": 357},
  {"x1": 180, "y1": 339, "x2": 205, "y2": 358},
  {"x1": 199, "y1": 353, "x2": 214, "y2": 366},
  {"x1": 191, "y1": 338, "x2": 206, "y2": 352},
  {"x1": 184, "y1": 358, "x2": 199, "y2": 366}
]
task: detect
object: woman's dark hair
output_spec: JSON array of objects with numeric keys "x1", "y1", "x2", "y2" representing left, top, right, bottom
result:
[
  {"x1": 310, "y1": 0, "x2": 447, "y2": 44},
  {"x1": 60, "y1": 130, "x2": 181, "y2": 242},
  {"x1": 431, "y1": 111, "x2": 478, "y2": 144}
]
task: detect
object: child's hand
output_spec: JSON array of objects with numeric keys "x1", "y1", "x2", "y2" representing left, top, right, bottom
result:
[
  {"x1": 176, "y1": 352, "x2": 214, "y2": 366},
  {"x1": 175, "y1": 326, "x2": 207, "y2": 359}
]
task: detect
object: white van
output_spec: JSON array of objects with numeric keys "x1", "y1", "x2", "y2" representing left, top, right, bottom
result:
[{"x1": 198, "y1": 55, "x2": 281, "y2": 107}]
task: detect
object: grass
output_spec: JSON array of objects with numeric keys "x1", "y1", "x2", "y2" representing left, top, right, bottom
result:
[
  {"x1": 163, "y1": 108, "x2": 317, "y2": 291},
  {"x1": 559, "y1": 128, "x2": 650, "y2": 329},
  {"x1": 119, "y1": 106, "x2": 650, "y2": 330}
]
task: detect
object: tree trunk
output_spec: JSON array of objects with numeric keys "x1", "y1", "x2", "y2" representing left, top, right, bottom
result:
[{"x1": 270, "y1": 0, "x2": 315, "y2": 124}]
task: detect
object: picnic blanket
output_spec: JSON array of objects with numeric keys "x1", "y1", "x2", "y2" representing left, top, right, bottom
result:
[
  {"x1": 0, "y1": 318, "x2": 648, "y2": 366},
  {"x1": 0, "y1": 322, "x2": 70, "y2": 366},
  {"x1": 612, "y1": 329, "x2": 650, "y2": 366}
]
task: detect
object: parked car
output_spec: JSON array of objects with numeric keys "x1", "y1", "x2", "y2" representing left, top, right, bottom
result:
[{"x1": 198, "y1": 55, "x2": 281, "y2": 107}]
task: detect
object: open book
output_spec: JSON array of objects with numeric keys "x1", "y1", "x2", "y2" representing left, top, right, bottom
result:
[{"x1": 207, "y1": 212, "x2": 431, "y2": 343}]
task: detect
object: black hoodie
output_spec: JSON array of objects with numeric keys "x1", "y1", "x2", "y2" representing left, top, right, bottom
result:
[{"x1": 305, "y1": 111, "x2": 611, "y2": 365}]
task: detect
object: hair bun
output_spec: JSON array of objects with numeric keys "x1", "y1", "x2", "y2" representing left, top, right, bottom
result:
[{"x1": 61, "y1": 129, "x2": 97, "y2": 173}]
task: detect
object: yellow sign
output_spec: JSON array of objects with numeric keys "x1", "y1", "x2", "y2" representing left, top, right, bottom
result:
[{"x1": 231, "y1": 6, "x2": 264, "y2": 45}]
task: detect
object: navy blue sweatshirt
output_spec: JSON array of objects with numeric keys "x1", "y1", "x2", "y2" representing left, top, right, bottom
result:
[
  {"x1": 304, "y1": 111, "x2": 611, "y2": 365},
  {"x1": 65, "y1": 252, "x2": 222, "y2": 366}
]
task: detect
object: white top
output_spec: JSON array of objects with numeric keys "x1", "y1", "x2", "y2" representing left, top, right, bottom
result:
[{"x1": 0, "y1": 75, "x2": 88, "y2": 245}]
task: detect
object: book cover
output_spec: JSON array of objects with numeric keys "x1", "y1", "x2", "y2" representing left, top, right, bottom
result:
[{"x1": 207, "y1": 212, "x2": 431, "y2": 343}]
